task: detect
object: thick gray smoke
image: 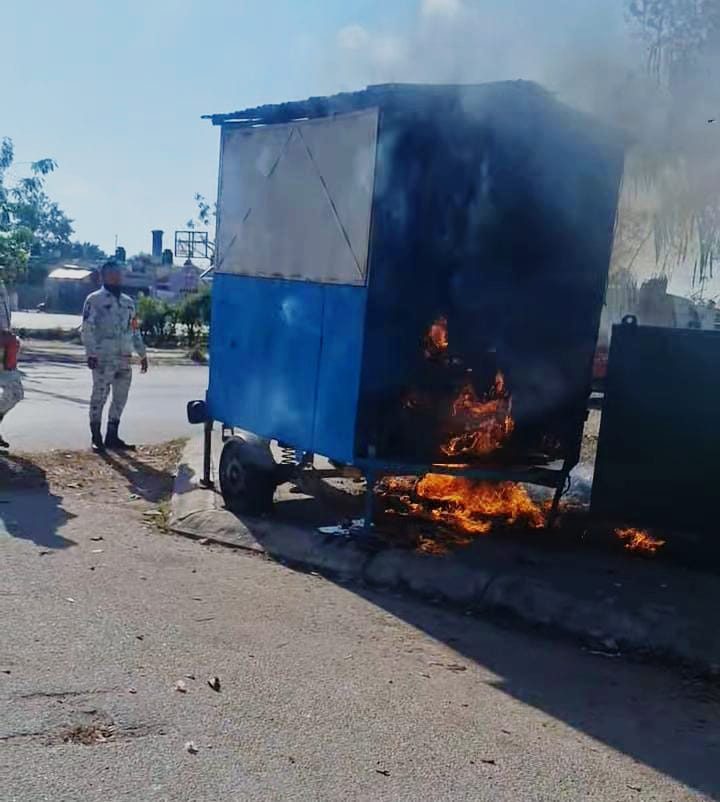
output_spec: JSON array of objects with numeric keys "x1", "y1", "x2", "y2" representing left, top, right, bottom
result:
[
  {"x1": 331, "y1": 0, "x2": 633, "y2": 115},
  {"x1": 328, "y1": 0, "x2": 720, "y2": 299}
]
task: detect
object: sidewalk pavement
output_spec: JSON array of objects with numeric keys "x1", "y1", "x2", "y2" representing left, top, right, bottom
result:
[
  {"x1": 13, "y1": 311, "x2": 82, "y2": 331},
  {"x1": 170, "y1": 434, "x2": 720, "y2": 674}
]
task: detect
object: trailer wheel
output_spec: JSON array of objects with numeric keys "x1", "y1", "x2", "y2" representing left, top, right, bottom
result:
[{"x1": 219, "y1": 437, "x2": 276, "y2": 516}]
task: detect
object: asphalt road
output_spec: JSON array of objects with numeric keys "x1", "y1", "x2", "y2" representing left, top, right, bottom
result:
[
  {"x1": 4, "y1": 359, "x2": 207, "y2": 451},
  {"x1": 0, "y1": 486, "x2": 717, "y2": 801}
]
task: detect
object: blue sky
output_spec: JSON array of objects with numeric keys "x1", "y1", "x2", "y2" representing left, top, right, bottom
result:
[{"x1": 2, "y1": 0, "x2": 627, "y2": 257}]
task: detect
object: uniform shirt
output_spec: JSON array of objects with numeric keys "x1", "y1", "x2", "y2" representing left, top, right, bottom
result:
[
  {"x1": 82, "y1": 287, "x2": 146, "y2": 360},
  {"x1": 0, "y1": 281, "x2": 12, "y2": 332}
]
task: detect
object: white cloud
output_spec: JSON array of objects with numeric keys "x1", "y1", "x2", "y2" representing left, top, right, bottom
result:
[
  {"x1": 420, "y1": 0, "x2": 463, "y2": 18},
  {"x1": 337, "y1": 25, "x2": 371, "y2": 52},
  {"x1": 336, "y1": 24, "x2": 406, "y2": 78}
]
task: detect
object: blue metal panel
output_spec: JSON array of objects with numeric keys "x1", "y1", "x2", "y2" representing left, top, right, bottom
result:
[
  {"x1": 209, "y1": 274, "x2": 323, "y2": 448},
  {"x1": 312, "y1": 285, "x2": 366, "y2": 463},
  {"x1": 208, "y1": 273, "x2": 366, "y2": 461}
]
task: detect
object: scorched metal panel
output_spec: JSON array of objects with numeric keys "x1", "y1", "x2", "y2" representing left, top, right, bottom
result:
[{"x1": 592, "y1": 322, "x2": 720, "y2": 533}]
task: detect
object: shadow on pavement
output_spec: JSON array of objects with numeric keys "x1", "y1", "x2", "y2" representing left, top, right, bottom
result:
[
  {"x1": 346, "y1": 586, "x2": 720, "y2": 799},
  {"x1": 20, "y1": 349, "x2": 84, "y2": 366},
  {"x1": 25, "y1": 385, "x2": 89, "y2": 406},
  {"x1": 100, "y1": 450, "x2": 177, "y2": 503},
  {"x1": 0, "y1": 455, "x2": 76, "y2": 549},
  {"x1": 235, "y1": 481, "x2": 720, "y2": 798},
  {"x1": 178, "y1": 430, "x2": 720, "y2": 798}
]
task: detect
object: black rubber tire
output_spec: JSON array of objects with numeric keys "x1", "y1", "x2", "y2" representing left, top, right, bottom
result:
[{"x1": 219, "y1": 438, "x2": 276, "y2": 516}]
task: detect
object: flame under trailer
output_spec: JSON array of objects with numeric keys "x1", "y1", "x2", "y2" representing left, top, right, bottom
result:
[{"x1": 188, "y1": 82, "x2": 625, "y2": 525}]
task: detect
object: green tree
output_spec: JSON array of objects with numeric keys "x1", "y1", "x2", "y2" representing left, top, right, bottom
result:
[
  {"x1": 627, "y1": 0, "x2": 720, "y2": 284},
  {"x1": 67, "y1": 242, "x2": 108, "y2": 261},
  {"x1": 186, "y1": 192, "x2": 216, "y2": 263},
  {"x1": 0, "y1": 137, "x2": 106, "y2": 285},
  {"x1": 0, "y1": 228, "x2": 33, "y2": 285},
  {"x1": 0, "y1": 137, "x2": 60, "y2": 285},
  {"x1": 186, "y1": 192, "x2": 216, "y2": 229},
  {"x1": 178, "y1": 289, "x2": 209, "y2": 346},
  {"x1": 137, "y1": 295, "x2": 177, "y2": 342}
]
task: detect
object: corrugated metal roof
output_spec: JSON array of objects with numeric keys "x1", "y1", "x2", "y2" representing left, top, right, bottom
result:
[
  {"x1": 203, "y1": 81, "x2": 630, "y2": 148},
  {"x1": 47, "y1": 267, "x2": 94, "y2": 281}
]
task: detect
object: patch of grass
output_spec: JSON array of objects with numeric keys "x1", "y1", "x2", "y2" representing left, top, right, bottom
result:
[
  {"x1": 144, "y1": 501, "x2": 172, "y2": 532},
  {"x1": 16, "y1": 327, "x2": 81, "y2": 343}
]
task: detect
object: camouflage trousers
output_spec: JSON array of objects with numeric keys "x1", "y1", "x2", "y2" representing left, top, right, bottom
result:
[
  {"x1": 90, "y1": 358, "x2": 132, "y2": 424},
  {"x1": 0, "y1": 370, "x2": 23, "y2": 419}
]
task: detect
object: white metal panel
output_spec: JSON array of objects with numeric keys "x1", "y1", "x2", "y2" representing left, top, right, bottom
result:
[{"x1": 216, "y1": 108, "x2": 378, "y2": 285}]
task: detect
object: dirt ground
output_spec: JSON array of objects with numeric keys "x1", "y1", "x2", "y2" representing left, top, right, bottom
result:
[{"x1": 0, "y1": 441, "x2": 185, "y2": 507}]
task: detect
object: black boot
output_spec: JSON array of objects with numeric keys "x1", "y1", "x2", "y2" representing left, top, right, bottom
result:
[
  {"x1": 105, "y1": 419, "x2": 135, "y2": 451},
  {"x1": 91, "y1": 421, "x2": 105, "y2": 453}
]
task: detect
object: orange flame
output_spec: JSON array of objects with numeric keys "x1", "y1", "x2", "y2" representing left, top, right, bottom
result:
[
  {"x1": 379, "y1": 474, "x2": 546, "y2": 550},
  {"x1": 442, "y1": 371, "x2": 514, "y2": 458},
  {"x1": 424, "y1": 317, "x2": 449, "y2": 359},
  {"x1": 417, "y1": 475, "x2": 545, "y2": 532},
  {"x1": 380, "y1": 315, "x2": 537, "y2": 553},
  {"x1": 615, "y1": 527, "x2": 666, "y2": 555}
]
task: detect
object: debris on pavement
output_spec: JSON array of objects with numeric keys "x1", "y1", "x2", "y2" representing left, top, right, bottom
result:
[
  {"x1": 208, "y1": 676, "x2": 221, "y2": 692},
  {"x1": 430, "y1": 662, "x2": 468, "y2": 672},
  {"x1": 90, "y1": 536, "x2": 103, "y2": 541},
  {"x1": 62, "y1": 723, "x2": 115, "y2": 745},
  {"x1": 175, "y1": 680, "x2": 188, "y2": 693},
  {"x1": 198, "y1": 538, "x2": 211, "y2": 545},
  {"x1": 318, "y1": 519, "x2": 365, "y2": 536},
  {"x1": 185, "y1": 741, "x2": 199, "y2": 755},
  {"x1": 375, "y1": 769, "x2": 391, "y2": 777}
]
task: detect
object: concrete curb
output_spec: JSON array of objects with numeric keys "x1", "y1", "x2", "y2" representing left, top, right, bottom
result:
[
  {"x1": 21, "y1": 339, "x2": 195, "y2": 367},
  {"x1": 169, "y1": 438, "x2": 720, "y2": 674}
]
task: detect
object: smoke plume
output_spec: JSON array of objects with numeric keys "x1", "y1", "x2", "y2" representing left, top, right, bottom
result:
[{"x1": 330, "y1": 0, "x2": 720, "y2": 298}]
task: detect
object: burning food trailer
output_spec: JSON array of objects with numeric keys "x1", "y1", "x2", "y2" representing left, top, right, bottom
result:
[{"x1": 189, "y1": 82, "x2": 624, "y2": 523}]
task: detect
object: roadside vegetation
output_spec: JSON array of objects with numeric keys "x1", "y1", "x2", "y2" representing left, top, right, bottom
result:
[{"x1": 137, "y1": 287, "x2": 211, "y2": 358}]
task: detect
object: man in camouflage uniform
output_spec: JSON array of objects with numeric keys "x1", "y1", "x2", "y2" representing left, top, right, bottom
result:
[
  {"x1": 0, "y1": 270, "x2": 23, "y2": 449},
  {"x1": 82, "y1": 261, "x2": 148, "y2": 452}
]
